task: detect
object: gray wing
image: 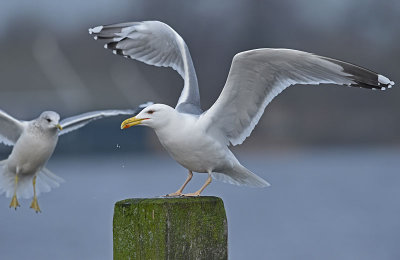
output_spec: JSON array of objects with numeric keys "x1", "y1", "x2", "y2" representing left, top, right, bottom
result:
[
  {"x1": 0, "y1": 110, "x2": 26, "y2": 146},
  {"x1": 89, "y1": 21, "x2": 201, "y2": 114},
  {"x1": 59, "y1": 102, "x2": 153, "y2": 136},
  {"x1": 200, "y1": 48, "x2": 395, "y2": 146}
]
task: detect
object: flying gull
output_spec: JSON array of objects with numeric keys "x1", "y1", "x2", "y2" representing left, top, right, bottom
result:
[
  {"x1": 89, "y1": 21, "x2": 395, "y2": 196},
  {"x1": 0, "y1": 103, "x2": 151, "y2": 212}
]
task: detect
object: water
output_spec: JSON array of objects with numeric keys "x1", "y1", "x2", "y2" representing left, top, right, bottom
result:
[{"x1": 0, "y1": 148, "x2": 399, "y2": 260}]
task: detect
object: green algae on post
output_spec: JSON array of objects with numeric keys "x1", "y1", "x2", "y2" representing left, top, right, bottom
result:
[{"x1": 113, "y1": 196, "x2": 228, "y2": 260}]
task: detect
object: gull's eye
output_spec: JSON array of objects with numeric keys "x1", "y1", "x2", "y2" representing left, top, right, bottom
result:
[
  {"x1": 147, "y1": 110, "x2": 155, "y2": 115},
  {"x1": 46, "y1": 118, "x2": 52, "y2": 123}
]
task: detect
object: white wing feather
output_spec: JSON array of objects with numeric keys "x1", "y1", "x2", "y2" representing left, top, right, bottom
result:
[
  {"x1": 59, "y1": 106, "x2": 148, "y2": 136},
  {"x1": 201, "y1": 48, "x2": 394, "y2": 146},
  {"x1": 0, "y1": 110, "x2": 26, "y2": 146},
  {"x1": 59, "y1": 102, "x2": 152, "y2": 136},
  {"x1": 89, "y1": 21, "x2": 201, "y2": 114}
]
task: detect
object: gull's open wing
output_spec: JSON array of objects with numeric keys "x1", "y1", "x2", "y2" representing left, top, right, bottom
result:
[
  {"x1": 200, "y1": 48, "x2": 394, "y2": 146},
  {"x1": 0, "y1": 110, "x2": 26, "y2": 146},
  {"x1": 89, "y1": 21, "x2": 201, "y2": 114},
  {"x1": 59, "y1": 102, "x2": 152, "y2": 136}
]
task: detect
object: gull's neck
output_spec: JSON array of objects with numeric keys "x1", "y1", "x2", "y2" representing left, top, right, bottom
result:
[
  {"x1": 153, "y1": 110, "x2": 198, "y2": 141},
  {"x1": 30, "y1": 120, "x2": 58, "y2": 137}
]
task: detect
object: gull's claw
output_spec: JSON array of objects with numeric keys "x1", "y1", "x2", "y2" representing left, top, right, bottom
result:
[
  {"x1": 164, "y1": 191, "x2": 182, "y2": 197},
  {"x1": 164, "y1": 170, "x2": 194, "y2": 198},
  {"x1": 30, "y1": 196, "x2": 41, "y2": 213},
  {"x1": 181, "y1": 174, "x2": 212, "y2": 197},
  {"x1": 9, "y1": 195, "x2": 20, "y2": 210},
  {"x1": 181, "y1": 192, "x2": 201, "y2": 197}
]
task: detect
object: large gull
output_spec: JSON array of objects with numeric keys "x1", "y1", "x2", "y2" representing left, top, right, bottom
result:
[
  {"x1": 0, "y1": 103, "x2": 151, "y2": 212},
  {"x1": 89, "y1": 21, "x2": 395, "y2": 196}
]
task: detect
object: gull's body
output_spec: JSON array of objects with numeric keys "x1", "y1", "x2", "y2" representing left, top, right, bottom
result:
[
  {"x1": 90, "y1": 21, "x2": 394, "y2": 195},
  {"x1": 0, "y1": 104, "x2": 150, "y2": 211},
  {"x1": 8, "y1": 121, "x2": 58, "y2": 178},
  {"x1": 149, "y1": 106, "x2": 267, "y2": 187},
  {"x1": 155, "y1": 110, "x2": 223, "y2": 173}
]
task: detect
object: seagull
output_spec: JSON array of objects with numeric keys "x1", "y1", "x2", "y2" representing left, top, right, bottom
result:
[
  {"x1": 0, "y1": 103, "x2": 151, "y2": 212},
  {"x1": 89, "y1": 21, "x2": 395, "y2": 197}
]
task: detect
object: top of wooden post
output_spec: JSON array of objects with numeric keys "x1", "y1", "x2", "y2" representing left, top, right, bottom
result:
[
  {"x1": 115, "y1": 196, "x2": 224, "y2": 206},
  {"x1": 113, "y1": 196, "x2": 228, "y2": 260}
]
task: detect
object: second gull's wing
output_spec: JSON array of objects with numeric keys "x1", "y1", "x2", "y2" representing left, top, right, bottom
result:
[
  {"x1": 59, "y1": 102, "x2": 152, "y2": 136},
  {"x1": 0, "y1": 110, "x2": 26, "y2": 146}
]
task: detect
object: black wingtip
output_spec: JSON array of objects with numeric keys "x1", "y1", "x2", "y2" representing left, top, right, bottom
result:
[
  {"x1": 103, "y1": 39, "x2": 129, "y2": 57},
  {"x1": 377, "y1": 74, "x2": 395, "y2": 90},
  {"x1": 104, "y1": 41, "x2": 119, "y2": 49},
  {"x1": 351, "y1": 74, "x2": 395, "y2": 91},
  {"x1": 320, "y1": 56, "x2": 395, "y2": 91}
]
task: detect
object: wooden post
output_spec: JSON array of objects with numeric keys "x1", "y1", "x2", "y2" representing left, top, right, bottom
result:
[{"x1": 113, "y1": 196, "x2": 228, "y2": 260}]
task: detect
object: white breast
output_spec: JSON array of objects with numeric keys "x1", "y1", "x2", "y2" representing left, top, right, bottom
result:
[
  {"x1": 7, "y1": 126, "x2": 58, "y2": 176},
  {"x1": 154, "y1": 113, "x2": 235, "y2": 173}
]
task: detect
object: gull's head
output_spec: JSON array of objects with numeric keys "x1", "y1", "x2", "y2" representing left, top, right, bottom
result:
[
  {"x1": 38, "y1": 111, "x2": 62, "y2": 131},
  {"x1": 121, "y1": 104, "x2": 175, "y2": 130}
]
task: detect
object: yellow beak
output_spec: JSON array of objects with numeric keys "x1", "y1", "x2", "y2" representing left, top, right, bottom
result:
[
  {"x1": 57, "y1": 124, "x2": 63, "y2": 130},
  {"x1": 121, "y1": 116, "x2": 147, "y2": 129}
]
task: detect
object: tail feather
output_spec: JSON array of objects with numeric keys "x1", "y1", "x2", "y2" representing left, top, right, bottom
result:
[
  {"x1": 212, "y1": 164, "x2": 270, "y2": 187},
  {"x1": 36, "y1": 168, "x2": 64, "y2": 195},
  {"x1": 0, "y1": 163, "x2": 64, "y2": 199},
  {"x1": 0, "y1": 161, "x2": 15, "y2": 198}
]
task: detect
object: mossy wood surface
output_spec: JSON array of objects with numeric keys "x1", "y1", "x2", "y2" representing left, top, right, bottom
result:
[{"x1": 113, "y1": 196, "x2": 228, "y2": 260}]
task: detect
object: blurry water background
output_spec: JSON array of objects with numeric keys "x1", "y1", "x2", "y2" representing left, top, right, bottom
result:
[{"x1": 0, "y1": 1, "x2": 399, "y2": 259}]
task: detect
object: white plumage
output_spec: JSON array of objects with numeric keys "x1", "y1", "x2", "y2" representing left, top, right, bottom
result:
[
  {"x1": 0, "y1": 103, "x2": 150, "y2": 211},
  {"x1": 90, "y1": 21, "x2": 394, "y2": 196}
]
